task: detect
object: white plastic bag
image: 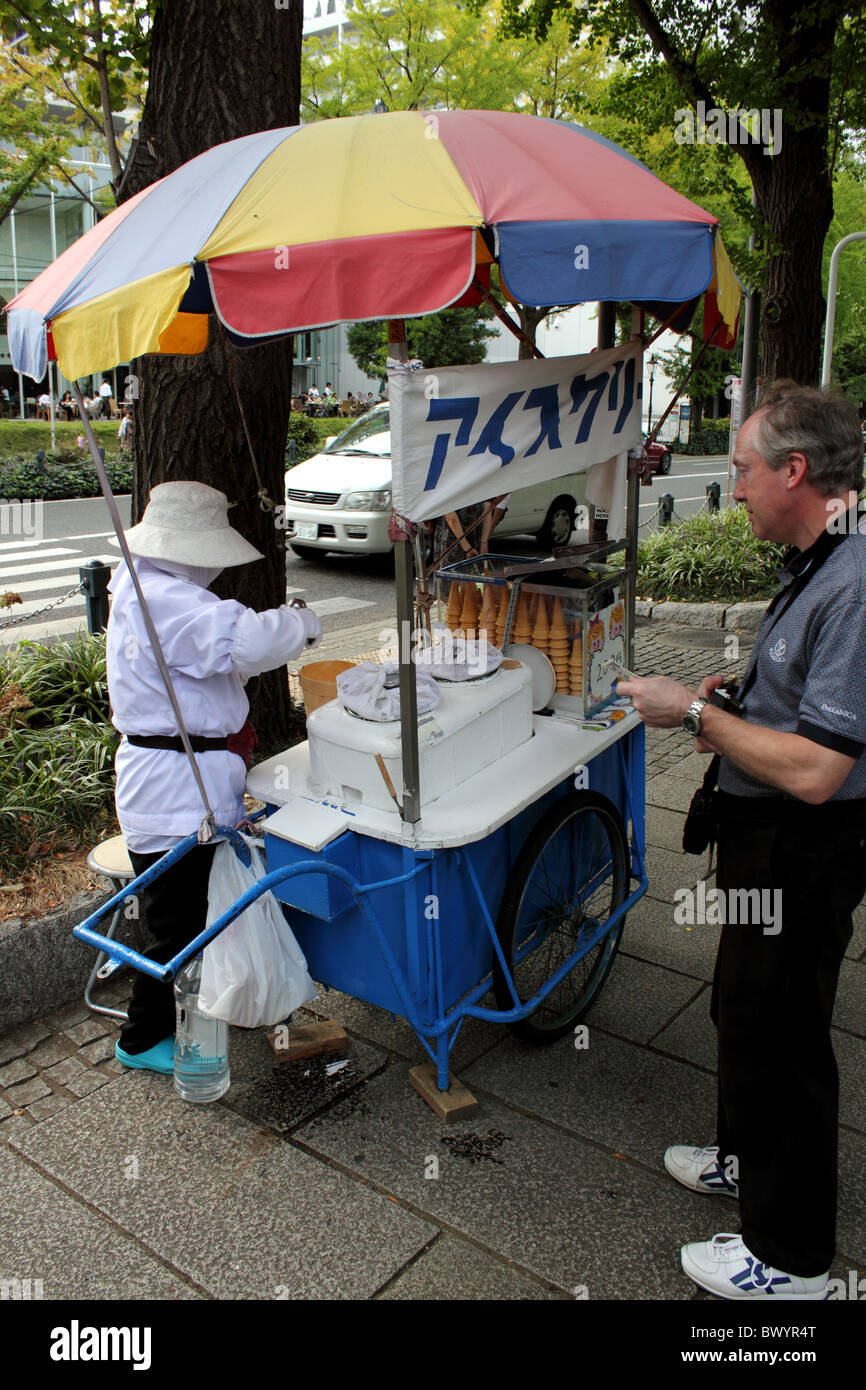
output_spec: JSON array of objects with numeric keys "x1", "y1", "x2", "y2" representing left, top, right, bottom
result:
[{"x1": 200, "y1": 840, "x2": 317, "y2": 1028}]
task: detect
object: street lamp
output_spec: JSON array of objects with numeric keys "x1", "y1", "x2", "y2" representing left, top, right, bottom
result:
[{"x1": 646, "y1": 355, "x2": 659, "y2": 436}]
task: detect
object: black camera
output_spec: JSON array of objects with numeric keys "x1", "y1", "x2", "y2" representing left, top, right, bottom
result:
[{"x1": 708, "y1": 680, "x2": 747, "y2": 718}]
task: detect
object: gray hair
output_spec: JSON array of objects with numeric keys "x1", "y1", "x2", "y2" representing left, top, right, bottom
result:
[{"x1": 749, "y1": 382, "x2": 864, "y2": 495}]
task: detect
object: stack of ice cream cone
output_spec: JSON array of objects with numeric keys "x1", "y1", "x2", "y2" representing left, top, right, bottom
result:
[
  {"x1": 548, "y1": 598, "x2": 570, "y2": 692},
  {"x1": 569, "y1": 623, "x2": 583, "y2": 696},
  {"x1": 477, "y1": 585, "x2": 498, "y2": 644},
  {"x1": 513, "y1": 591, "x2": 532, "y2": 644},
  {"x1": 531, "y1": 594, "x2": 550, "y2": 656},
  {"x1": 445, "y1": 583, "x2": 463, "y2": 632},
  {"x1": 494, "y1": 587, "x2": 510, "y2": 649},
  {"x1": 460, "y1": 583, "x2": 480, "y2": 640}
]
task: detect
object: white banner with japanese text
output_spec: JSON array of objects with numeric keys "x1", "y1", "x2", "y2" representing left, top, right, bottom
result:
[{"x1": 389, "y1": 342, "x2": 642, "y2": 528}]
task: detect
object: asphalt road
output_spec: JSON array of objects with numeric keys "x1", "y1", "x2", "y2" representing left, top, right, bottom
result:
[{"x1": 1, "y1": 452, "x2": 733, "y2": 647}]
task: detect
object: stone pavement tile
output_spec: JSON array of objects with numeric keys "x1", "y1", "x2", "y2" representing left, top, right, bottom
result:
[
  {"x1": 0, "y1": 1022, "x2": 52, "y2": 1066},
  {"x1": 379, "y1": 1233, "x2": 567, "y2": 1300},
  {"x1": 576, "y1": 954, "x2": 704, "y2": 1047},
  {"x1": 0, "y1": 1147, "x2": 201, "y2": 1300},
  {"x1": 645, "y1": 773, "x2": 701, "y2": 815},
  {"x1": 838, "y1": 1126, "x2": 866, "y2": 1267},
  {"x1": 28, "y1": 1036, "x2": 77, "y2": 1069},
  {"x1": 644, "y1": 806, "x2": 688, "y2": 853},
  {"x1": 5, "y1": 1077, "x2": 51, "y2": 1107},
  {"x1": 64, "y1": 1070, "x2": 110, "y2": 1099},
  {"x1": 62, "y1": 1018, "x2": 111, "y2": 1047},
  {"x1": 836, "y1": 1030, "x2": 866, "y2": 1135},
  {"x1": 620, "y1": 895, "x2": 721, "y2": 983},
  {"x1": 850, "y1": 905, "x2": 866, "y2": 962},
  {"x1": 78, "y1": 1035, "x2": 118, "y2": 1066},
  {"x1": 833, "y1": 961, "x2": 866, "y2": 1037},
  {"x1": 649, "y1": 991, "x2": 717, "y2": 1073},
  {"x1": 464, "y1": 1028, "x2": 716, "y2": 1172},
  {"x1": 0, "y1": 1057, "x2": 37, "y2": 1088},
  {"x1": 10, "y1": 1073, "x2": 434, "y2": 1301},
  {"x1": 304, "y1": 988, "x2": 502, "y2": 1074},
  {"x1": 0, "y1": 1094, "x2": 11, "y2": 1120},
  {"x1": 297, "y1": 1064, "x2": 703, "y2": 1300},
  {"x1": 42, "y1": 1056, "x2": 89, "y2": 1087},
  {"x1": 41, "y1": 1004, "x2": 89, "y2": 1032},
  {"x1": 26, "y1": 1092, "x2": 74, "y2": 1121},
  {"x1": 224, "y1": 1023, "x2": 389, "y2": 1135},
  {"x1": 642, "y1": 844, "x2": 709, "y2": 904}
]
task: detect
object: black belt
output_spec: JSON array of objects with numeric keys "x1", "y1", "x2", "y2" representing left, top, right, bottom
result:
[{"x1": 126, "y1": 734, "x2": 229, "y2": 752}]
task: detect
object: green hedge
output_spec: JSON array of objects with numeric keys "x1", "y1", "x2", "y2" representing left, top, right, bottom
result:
[
  {"x1": 0, "y1": 448, "x2": 133, "y2": 500},
  {"x1": 636, "y1": 506, "x2": 784, "y2": 602},
  {"x1": 0, "y1": 632, "x2": 117, "y2": 876},
  {"x1": 669, "y1": 421, "x2": 731, "y2": 456}
]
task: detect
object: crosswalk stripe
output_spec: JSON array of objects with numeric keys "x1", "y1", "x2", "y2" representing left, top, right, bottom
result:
[
  {"x1": 5, "y1": 593, "x2": 86, "y2": 617},
  {"x1": 0, "y1": 536, "x2": 50, "y2": 553},
  {"x1": 0, "y1": 547, "x2": 78, "y2": 565},
  {"x1": 9, "y1": 573, "x2": 84, "y2": 596},
  {"x1": 309, "y1": 596, "x2": 376, "y2": 617},
  {"x1": 0, "y1": 557, "x2": 105, "y2": 581}
]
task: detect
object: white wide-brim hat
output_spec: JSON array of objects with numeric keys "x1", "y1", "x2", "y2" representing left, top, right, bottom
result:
[{"x1": 112, "y1": 481, "x2": 264, "y2": 567}]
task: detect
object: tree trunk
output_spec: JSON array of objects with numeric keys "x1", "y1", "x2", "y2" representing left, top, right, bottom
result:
[
  {"x1": 740, "y1": 0, "x2": 838, "y2": 387},
  {"x1": 118, "y1": 0, "x2": 302, "y2": 748},
  {"x1": 754, "y1": 132, "x2": 834, "y2": 387},
  {"x1": 517, "y1": 305, "x2": 550, "y2": 359}
]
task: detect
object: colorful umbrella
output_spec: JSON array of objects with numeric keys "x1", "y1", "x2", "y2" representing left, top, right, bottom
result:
[{"x1": 6, "y1": 109, "x2": 741, "y2": 382}]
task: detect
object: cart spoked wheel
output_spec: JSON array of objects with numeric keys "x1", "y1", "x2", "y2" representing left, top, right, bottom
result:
[{"x1": 493, "y1": 790, "x2": 629, "y2": 1044}]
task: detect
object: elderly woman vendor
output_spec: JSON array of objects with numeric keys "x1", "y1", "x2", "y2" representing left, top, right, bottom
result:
[{"x1": 107, "y1": 481, "x2": 322, "y2": 1075}]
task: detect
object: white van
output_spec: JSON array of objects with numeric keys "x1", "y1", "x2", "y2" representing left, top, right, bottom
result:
[{"x1": 285, "y1": 403, "x2": 588, "y2": 563}]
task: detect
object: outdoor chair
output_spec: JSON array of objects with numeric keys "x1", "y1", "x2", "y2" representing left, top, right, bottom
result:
[{"x1": 84, "y1": 833, "x2": 136, "y2": 1021}]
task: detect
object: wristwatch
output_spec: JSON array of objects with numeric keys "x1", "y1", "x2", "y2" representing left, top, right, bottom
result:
[{"x1": 682, "y1": 697, "x2": 708, "y2": 737}]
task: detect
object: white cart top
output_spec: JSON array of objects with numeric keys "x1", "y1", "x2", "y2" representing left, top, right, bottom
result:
[{"x1": 248, "y1": 709, "x2": 641, "y2": 853}]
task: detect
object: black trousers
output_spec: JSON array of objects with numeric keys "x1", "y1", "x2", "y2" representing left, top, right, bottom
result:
[
  {"x1": 712, "y1": 793, "x2": 866, "y2": 1276},
  {"x1": 118, "y1": 843, "x2": 217, "y2": 1055}
]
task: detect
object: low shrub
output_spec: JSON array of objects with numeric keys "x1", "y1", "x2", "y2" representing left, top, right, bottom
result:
[
  {"x1": 285, "y1": 413, "x2": 322, "y2": 466},
  {"x1": 0, "y1": 453, "x2": 132, "y2": 500},
  {"x1": 669, "y1": 421, "x2": 731, "y2": 456},
  {"x1": 0, "y1": 633, "x2": 116, "y2": 876},
  {"x1": 636, "y1": 506, "x2": 784, "y2": 602}
]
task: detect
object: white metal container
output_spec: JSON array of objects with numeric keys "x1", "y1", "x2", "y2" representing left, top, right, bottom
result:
[{"x1": 306, "y1": 660, "x2": 534, "y2": 812}]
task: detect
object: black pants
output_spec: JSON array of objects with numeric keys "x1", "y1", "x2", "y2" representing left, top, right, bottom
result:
[
  {"x1": 118, "y1": 843, "x2": 218, "y2": 1055},
  {"x1": 712, "y1": 793, "x2": 866, "y2": 1276}
]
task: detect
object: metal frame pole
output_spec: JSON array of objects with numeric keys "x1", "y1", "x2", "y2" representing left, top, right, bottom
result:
[
  {"x1": 388, "y1": 320, "x2": 421, "y2": 825},
  {"x1": 822, "y1": 232, "x2": 866, "y2": 388}
]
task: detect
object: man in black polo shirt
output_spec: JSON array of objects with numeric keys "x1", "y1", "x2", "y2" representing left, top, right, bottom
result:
[{"x1": 619, "y1": 383, "x2": 866, "y2": 1300}]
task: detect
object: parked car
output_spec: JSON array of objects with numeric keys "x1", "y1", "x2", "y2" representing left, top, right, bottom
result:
[
  {"x1": 284, "y1": 403, "x2": 589, "y2": 562},
  {"x1": 642, "y1": 432, "x2": 672, "y2": 475}
]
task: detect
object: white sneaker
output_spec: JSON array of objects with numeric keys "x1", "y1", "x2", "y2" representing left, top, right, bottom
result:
[
  {"x1": 664, "y1": 1145, "x2": 739, "y2": 1198},
  {"x1": 681, "y1": 1233, "x2": 829, "y2": 1300}
]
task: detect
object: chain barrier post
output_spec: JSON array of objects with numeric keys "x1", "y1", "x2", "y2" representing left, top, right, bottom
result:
[
  {"x1": 658, "y1": 494, "x2": 674, "y2": 526},
  {"x1": 706, "y1": 482, "x2": 721, "y2": 513},
  {"x1": 79, "y1": 559, "x2": 112, "y2": 634}
]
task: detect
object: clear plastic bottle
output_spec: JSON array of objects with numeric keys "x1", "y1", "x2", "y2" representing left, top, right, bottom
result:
[{"x1": 173, "y1": 954, "x2": 230, "y2": 1103}]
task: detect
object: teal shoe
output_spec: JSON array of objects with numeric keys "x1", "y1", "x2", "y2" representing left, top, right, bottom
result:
[{"x1": 115, "y1": 1036, "x2": 175, "y2": 1075}]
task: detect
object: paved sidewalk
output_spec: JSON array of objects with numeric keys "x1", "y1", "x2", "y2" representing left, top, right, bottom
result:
[{"x1": 2, "y1": 618, "x2": 864, "y2": 1304}]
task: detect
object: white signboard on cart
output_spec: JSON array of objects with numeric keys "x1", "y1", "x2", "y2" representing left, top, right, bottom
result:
[{"x1": 389, "y1": 341, "x2": 643, "y2": 528}]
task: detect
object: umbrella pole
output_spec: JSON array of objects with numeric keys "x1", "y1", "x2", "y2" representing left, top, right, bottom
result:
[{"x1": 388, "y1": 320, "x2": 421, "y2": 826}]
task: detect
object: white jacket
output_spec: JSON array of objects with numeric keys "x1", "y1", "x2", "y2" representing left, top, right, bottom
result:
[{"x1": 106, "y1": 556, "x2": 319, "y2": 851}]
